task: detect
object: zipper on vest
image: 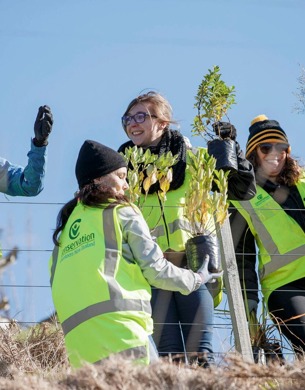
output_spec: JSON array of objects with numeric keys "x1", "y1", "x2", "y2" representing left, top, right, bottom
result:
[{"x1": 158, "y1": 195, "x2": 170, "y2": 248}]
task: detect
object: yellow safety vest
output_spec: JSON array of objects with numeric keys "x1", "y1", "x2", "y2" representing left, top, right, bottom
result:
[
  {"x1": 232, "y1": 178, "x2": 305, "y2": 303},
  {"x1": 49, "y1": 202, "x2": 153, "y2": 367}
]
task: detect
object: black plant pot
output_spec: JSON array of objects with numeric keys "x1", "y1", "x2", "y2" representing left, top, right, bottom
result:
[
  {"x1": 252, "y1": 346, "x2": 266, "y2": 365},
  {"x1": 185, "y1": 234, "x2": 222, "y2": 301},
  {"x1": 252, "y1": 342, "x2": 284, "y2": 365},
  {"x1": 185, "y1": 234, "x2": 221, "y2": 273},
  {"x1": 207, "y1": 138, "x2": 238, "y2": 172}
]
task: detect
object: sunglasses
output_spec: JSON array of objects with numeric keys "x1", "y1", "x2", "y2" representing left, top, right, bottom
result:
[
  {"x1": 121, "y1": 112, "x2": 157, "y2": 127},
  {"x1": 258, "y1": 143, "x2": 289, "y2": 155}
]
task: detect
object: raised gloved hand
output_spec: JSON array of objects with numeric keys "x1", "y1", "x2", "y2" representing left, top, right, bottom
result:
[
  {"x1": 212, "y1": 121, "x2": 237, "y2": 141},
  {"x1": 197, "y1": 254, "x2": 223, "y2": 284},
  {"x1": 33, "y1": 105, "x2": 53, "y2": 147},
  {"x1": 246, "y1": 298, "x2": 258, "y2": 315}
]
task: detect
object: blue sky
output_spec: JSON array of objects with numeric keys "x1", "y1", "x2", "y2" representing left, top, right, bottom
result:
[{"x1": 0, "y1": 0, "x2": 304, "y2": 357}]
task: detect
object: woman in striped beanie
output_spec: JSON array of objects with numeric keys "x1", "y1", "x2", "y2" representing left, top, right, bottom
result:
[{"x1": 231, "y1": 114, "x2": 305, "y2": 360}]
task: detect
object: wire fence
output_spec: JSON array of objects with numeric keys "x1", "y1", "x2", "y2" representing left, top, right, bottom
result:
[{"x1": 0, "y1": 199, "x2": 304, "y2": 364}]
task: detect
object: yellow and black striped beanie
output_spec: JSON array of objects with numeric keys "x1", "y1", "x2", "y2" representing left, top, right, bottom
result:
[{"x1": 246, "y1": 114, "x2": 290, "y2": 158}]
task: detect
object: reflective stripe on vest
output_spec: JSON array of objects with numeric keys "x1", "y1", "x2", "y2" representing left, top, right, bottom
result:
[
  {"x1": 62, "y1": 297, "x2": 151, "y2": 335},
  {"x1": 152, "y1": 218, "x2": 194, "y2": 237},
  {"x1": 237, "y1": 199, "x2": 305, "y2": 277},
  {"x1": 232, "y1": 178, "x2": 305, "y2": 281}
]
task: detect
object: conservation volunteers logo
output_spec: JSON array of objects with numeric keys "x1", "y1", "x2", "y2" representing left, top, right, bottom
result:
[
  {"x1": 69, "y1": 219, "x2": 81, "y2": 239},
  {"x1": 61, "y1": 218, "x2": 95, "y2": 261}
]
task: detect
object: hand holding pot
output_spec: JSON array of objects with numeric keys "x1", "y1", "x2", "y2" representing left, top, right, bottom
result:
[
  {"x1": 197, "y1": 254, "x2": 223, "y2": 284},
  {"x1": 208, "y1": 121, "x2": 238, "y2": 172}
]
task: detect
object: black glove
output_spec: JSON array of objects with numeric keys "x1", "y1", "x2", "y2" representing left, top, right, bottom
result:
[
  {"x1": 33, "y1": 105, "x2": 53, "y2": 147},
  {"x1": 212, "y1": 121, "x2": 237, "y2": 141}
]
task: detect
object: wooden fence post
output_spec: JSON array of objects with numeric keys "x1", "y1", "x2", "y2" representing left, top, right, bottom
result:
[{"x1": 217, "y1": 216, "x2": 254, "y2": 363}]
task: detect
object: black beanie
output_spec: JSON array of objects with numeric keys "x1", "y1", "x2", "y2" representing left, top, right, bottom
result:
[
  {"x1": 246, "y1": 114, "x2": 290, "y2": 157},
  {"x1": 75, "y1": 140, "x2": 127, "y2": 188}
]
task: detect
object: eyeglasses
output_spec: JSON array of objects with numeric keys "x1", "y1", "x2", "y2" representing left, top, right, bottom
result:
[
  {"x1": 258, "y1": 143, "x2": 289, "y2": 155},
  {"x1": 121, "y1": 112, "x2": 157, "y2": 127}
]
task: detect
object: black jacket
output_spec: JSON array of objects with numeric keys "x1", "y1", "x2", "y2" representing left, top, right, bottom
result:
[{"x1": 225, "y1": 142, "x2": 256, "y2": 201}]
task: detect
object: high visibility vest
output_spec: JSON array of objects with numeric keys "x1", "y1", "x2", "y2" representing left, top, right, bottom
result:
[
  {"x1": 49, "y1": 202, "x2": 153, "y2": 367},
  {"x1": 231, "y1": 178, "x2": 305, "y2": 303},
  {"x1": 141, "y1": 148, "x2": 222, "y2": 307},
  {"x1": 141, "y1": 166, "x2": 193, "y2": 251}
]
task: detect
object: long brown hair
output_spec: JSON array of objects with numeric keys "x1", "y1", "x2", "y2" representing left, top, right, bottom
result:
[{"x1": 53, "y1": 182, "x2": 128, "y2": 246}]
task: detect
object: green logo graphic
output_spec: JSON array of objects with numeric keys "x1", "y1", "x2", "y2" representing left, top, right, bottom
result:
[
  {"x1": 255, "y1": 193, "x2": 270, "y2": 207},
  {"x1": 69, "y1": 219, "x2": 81, "y2": 240}
]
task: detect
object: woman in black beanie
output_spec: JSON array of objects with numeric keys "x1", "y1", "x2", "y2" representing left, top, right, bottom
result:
[
  {"x1": 231, "y1": 115, "x2": 305, "y2": 359},
  {"x1": 49, "y1": 140, "x2": 221, "y2": 368}
]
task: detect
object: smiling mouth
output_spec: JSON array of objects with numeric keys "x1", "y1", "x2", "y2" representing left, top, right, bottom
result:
[{"x1": 131, "y1": 131, "x2": 143, "y2": 136}]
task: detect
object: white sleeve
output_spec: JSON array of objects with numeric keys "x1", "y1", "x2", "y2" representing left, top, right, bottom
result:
[{"x1": 117, "y1": 206, "x2": 201, "y2": 295}]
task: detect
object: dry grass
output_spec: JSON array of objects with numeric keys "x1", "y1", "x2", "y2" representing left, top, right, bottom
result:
[{"x1": 0, "y1": 321, "x2": 305, "y2": 389}]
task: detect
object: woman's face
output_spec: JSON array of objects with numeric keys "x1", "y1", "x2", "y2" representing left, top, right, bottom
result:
[
  {"x1": 256, "y1": 142, "x2": 288, "y2": 182},
  {"x1": 124, "y1": 102, "x2": 166, "y2": 147},
  {"x1": 97, "y1": 167, "x2": 129, "y2": 196}
]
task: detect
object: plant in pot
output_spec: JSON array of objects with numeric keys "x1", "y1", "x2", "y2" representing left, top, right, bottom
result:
[
  {"x1": 184, "y1": 65, "x2": 235, "y2": 282},
  {"x1": 184, "y1": 147, "x2": 229, "y2": 275}
]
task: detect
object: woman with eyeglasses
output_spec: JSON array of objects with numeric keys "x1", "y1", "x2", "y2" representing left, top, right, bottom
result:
[
  {"x1": 230, "y1": 114, "x2": 305, "y2": 358},
  {"x1": 118, "y1": 91, "x2": 256, "y2": 367}
]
